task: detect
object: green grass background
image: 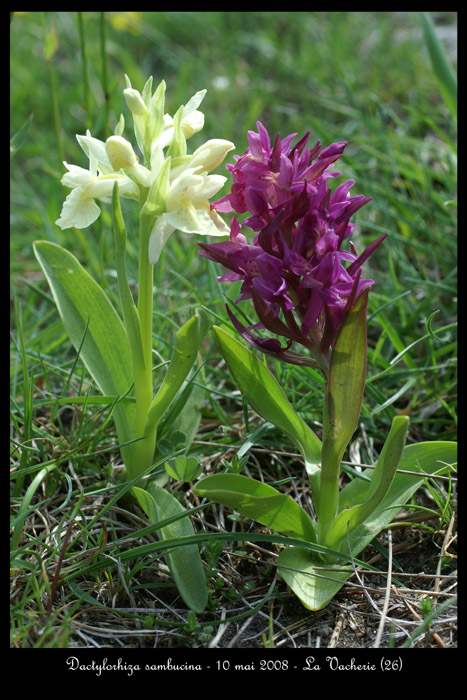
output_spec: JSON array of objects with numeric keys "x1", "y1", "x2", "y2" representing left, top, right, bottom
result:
[{"x1": 10, "y1": 11, "x2": 457, "y2": 647}]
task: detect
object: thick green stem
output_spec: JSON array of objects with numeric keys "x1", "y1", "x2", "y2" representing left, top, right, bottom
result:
[
  {"x1": 316, "y1": 290, "x2": 369, "y2": 545},
  {"x1": 317, "y1": 432, "x2": 342, "y2": 542},
  {"x1": 112, "y1": 185, "x2": 156, "y2": 480},
  {"x1": 131, "y1": 213, "x2": 157, "y2": 477},
  {"x1": 138, "y1": 216, "x2": 154, "y2": 374}
]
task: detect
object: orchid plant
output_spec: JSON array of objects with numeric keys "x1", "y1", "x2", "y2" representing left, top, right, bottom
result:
[
  {"x1": 33, "y1": 75, "x2": 234, "y2": 613},
  {"x1": 194, "y1": 123, "x2": 457, "y2": 610}
]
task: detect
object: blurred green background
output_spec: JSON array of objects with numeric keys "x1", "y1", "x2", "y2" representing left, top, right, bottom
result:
[{"x1": 11, "y1": 11, "x2": 457, "y2": 257}]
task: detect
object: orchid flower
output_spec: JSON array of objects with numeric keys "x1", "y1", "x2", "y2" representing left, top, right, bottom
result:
[
  {"x1": 38, "y1": 76, "x2": 237, "y2": 613},
  {"x1": 55, "y1": 132, "x2": 139, "y2": 230},
  {"x1": 194, "y1": 121, "x2": 456, "y2": 612},
  {"x1": 55, "y1": 79, "x2": 234, "y2": 260},
  {"x1": 159, "y1": 88, "x2": 207, "y2": 147},
  {"x1": 148, "y1": 167, "x2": 230, "y2": 264},
  {"x1": 199, "y1": 121, "x2": 386, "y2": 372}
]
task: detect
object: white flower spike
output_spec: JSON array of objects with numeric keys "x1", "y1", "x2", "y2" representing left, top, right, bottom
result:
[{"x1": 55, "y1": 77, "x2": 235, "y2": 254}]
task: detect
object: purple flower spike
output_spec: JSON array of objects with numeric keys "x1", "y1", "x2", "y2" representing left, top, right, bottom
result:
[{"x1": 203, "y1": 122, "x2": 386, "y2": 373}]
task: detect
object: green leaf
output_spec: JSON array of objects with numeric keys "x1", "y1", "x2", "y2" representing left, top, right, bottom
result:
[
  {"x1": 365, "y1": 415, "x2": 410, "y2": 501},
  {"x1": 213, "y1": 326, "x2": 322, "y2": 494},
  {"x1": 277, "y1": 547, "x2": 353, "y2": 611},
  {"x1": 318, "y1": 289, "x2": 369, "y2": 538},
  {"x1": 33, "y1": 241, "x2": 136, "y2": 466},
  {"x1": 324, "y1": 415, "x2": 410, "y2": 552},
  {"x1": 339, "y1": 440, "x2": 457, "y2": 559},
  {"x1": 194, "y1": 473, "x2": 317, "y2": 542},
  {"x1": 132, "y1": 484, "x2": 208, "y2": 613},
  {"x1": 339, "y1": 440, "x2": 457, "y2": 513},
  {"x1": 279, "y1": 440, "x2": 457, "y2": 611},
  {"x1": 156, "y1": 430, "x2": 187, "y2": 456},
  {"x1": 417, "y1": 12, "x2": 457, "y2": 121},
  {"x1": 144, "y1": 308, "x2": 210, "y2": 437},
  {"x1": 156, "y1": 369, "x2": 204, "y2": 447},
  {"x1": 322, "y1": 289, "x2": 368, "y2": 477},
  {"x1": 165, "y1": 456, "x2": 202, "y2": 483}
]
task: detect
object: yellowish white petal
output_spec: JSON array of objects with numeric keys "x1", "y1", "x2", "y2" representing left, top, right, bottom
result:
[
  {"x1": 182, "y1": 89, "x2": 207, "y2": 116},
  {"x1": 105, "y1": 135, "x2": 138, "y2": 171},
  {"x1": 148, "y1": 217, "x2": 175, "y2": 265},
  {"x1": 189, "y1": 139, "x2": 235, "y2": 173},
  {"x1": 123, "y1": 87, "x2": 147, "y2": 116},
  {"x1": 181, "y1": 110, "x2": 204, "y2": 139},
  {"x1": 61, "y1": 162, "x2": 95, "y2": 188},
  {"x1": 76, "y1": 133, "x2": 113, "y2": 174},
  {"x1": 55, "y1": 187, "x2": 101, "y2": 230}
]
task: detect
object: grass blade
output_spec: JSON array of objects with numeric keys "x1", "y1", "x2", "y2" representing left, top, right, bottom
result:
[{"x1": 417, "y1": 12, "x2": 457, "y2": 120}]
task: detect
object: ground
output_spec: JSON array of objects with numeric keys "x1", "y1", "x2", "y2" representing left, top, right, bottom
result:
[{"x1": 11, "y1": 438, "x2": 456, "y2": 650}]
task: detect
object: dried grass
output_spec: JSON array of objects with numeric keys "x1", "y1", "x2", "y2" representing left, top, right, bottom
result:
[{"x1": 10, "y1": 426, "x2": 457, "y2": 650}]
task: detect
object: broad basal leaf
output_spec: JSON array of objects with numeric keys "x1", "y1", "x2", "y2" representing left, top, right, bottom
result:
[
  {"x1": 277, "y1": 547, "x2": 353, "y2": 611},
  {"x1": 194, "y1": 473, "x2": 317, "y2": 542},
  {"x1": 132, "y1": 484, "x2": 208, "y2": 613},
  {"x1": 33, "y1": 241, "x2": 136, "y2": 465},
  {"x1": 214, "y1": 325, "x2": 322, "y2": 498},
  {"x1": 339, "y1": 440, "x2": 457, "y2": 512},
  {"x1": 324, "y1": 415, "x2": 409, "y2": 552},
  {"x1": 278, "y1": 440, "x2": 457, "y2": 611}
]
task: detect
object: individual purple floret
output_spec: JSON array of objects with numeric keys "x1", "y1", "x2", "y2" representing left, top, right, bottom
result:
[{"x1": 200, "y1": 122, "x2": 386, "y2": 373}]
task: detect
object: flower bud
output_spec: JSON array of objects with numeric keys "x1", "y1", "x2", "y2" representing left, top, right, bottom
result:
[
  {"x1": 181, "y1": 110, "x2": 205, "y2": 139},
  {"x1": 179, "y1": 89, "x2": 207, "y2": 139},
  {"x1": 124, "y1": 88, "x2": 147, "y2": 116},
  {"x1": 105, "y1": 135, "x2": 138, "y2": 171},
  {"x1": 190, "y1": 139, "x2": 235, "y2": 173}
]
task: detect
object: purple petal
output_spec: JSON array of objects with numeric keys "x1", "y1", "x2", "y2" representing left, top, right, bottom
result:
[
  {"x1": 251, "y1": 289, "x2": 303, "y2": 343},
  {"x1": 225, "y1": 305, "x2": 318, "y2": 368},
  {"x1": 346, "y1": 234, "x2": 388, "y2": 277},
  {"x1": 301, "y1": 292, "x2": 323, "y2": 336},
  {"x1": 319, "y1": 141, "x2": 347, "y2": 159},
  {"x1": 289, "y1": 131, "x2": 311, "y2": 159},
  {"x1": 303, "y1": 154, "x2": 343, "y2": 183}
]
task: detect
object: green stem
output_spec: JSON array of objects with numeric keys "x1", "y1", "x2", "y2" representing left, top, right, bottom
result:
[
  {"x1": 131, "y1": 211, "x2": 157, "y2": 476},
  {"x1": 138, "y1": 214, "x2": 154, "y2": 372},
  {"x1": 317, "y1": 432, "x2": 342, "y2": 542},
  {"x1": 112, "y1": 185, "x2": 156, "y2": 480},
  {"x1": 99, "y1": 12, "x2": 110, "y2": 136},
  {"x1": 77, "y1": 12, "x2": 91, "y2": 130}
]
